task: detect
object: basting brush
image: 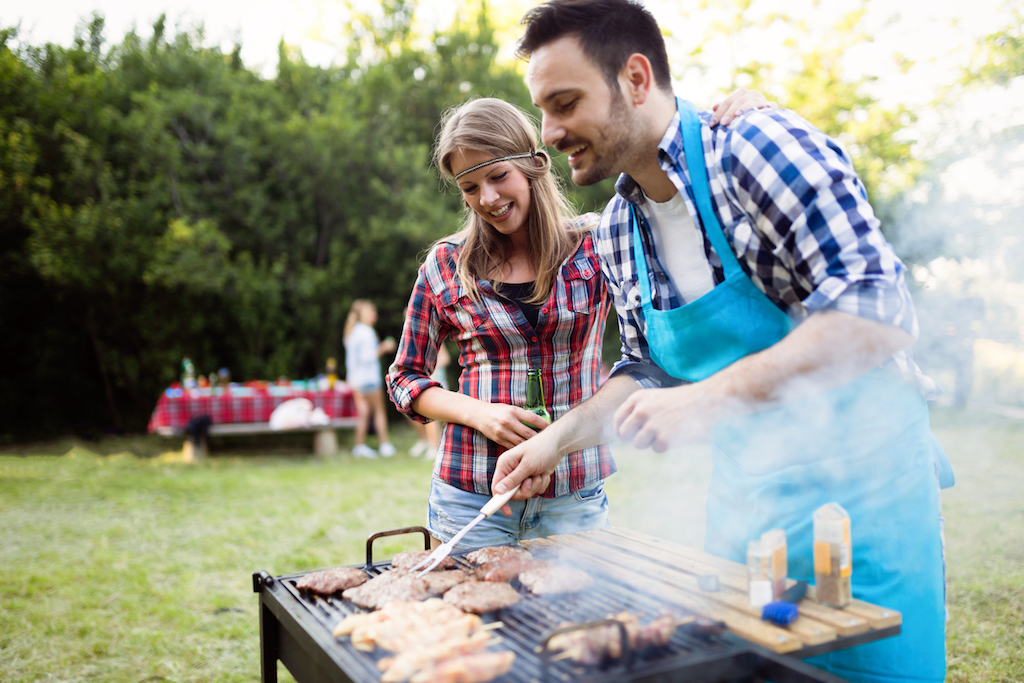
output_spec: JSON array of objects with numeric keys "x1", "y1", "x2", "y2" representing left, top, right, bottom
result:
[{"x1": 761, "y1": 580, "x2": 808, "y2": 627}]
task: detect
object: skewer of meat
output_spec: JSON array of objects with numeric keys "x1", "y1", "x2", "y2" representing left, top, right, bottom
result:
[
  {"x1": 409, "y1": 651, "x2": 516, "y2": 683},
  {"x1": 544, "y1": 611, "x2": 687, "y2": 665},
  {"x1": 378, "y1": 632, "x2": 495, "y2": 682}
]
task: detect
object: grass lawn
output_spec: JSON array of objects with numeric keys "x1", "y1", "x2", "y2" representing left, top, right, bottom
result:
[{"x1": 1, "y1": 407, "x2": 1022, "y2": 682}]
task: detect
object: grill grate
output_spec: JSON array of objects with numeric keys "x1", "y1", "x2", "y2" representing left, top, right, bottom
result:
[
  {"x1": 254, "y1": 526, "x2": 890, "y2": 683},
  {"x1": 273, "y1": 552, "x2": 755, "y2": 682}
]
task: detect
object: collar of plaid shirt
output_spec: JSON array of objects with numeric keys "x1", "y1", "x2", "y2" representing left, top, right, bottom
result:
[{"x1": 599, "y1": 106, "x2": 939, "y2": 399}]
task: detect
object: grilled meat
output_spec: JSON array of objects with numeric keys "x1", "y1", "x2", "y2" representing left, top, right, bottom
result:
[
  {"x1": 378, "y1": 631, "x2": 493, "y2": 682},
  {"x1": 392, "y1": 550, "x2": 457, "y2": 571},
  {"x1": 465, "y1": 545, "x2": 532, "y2": 566},
  {"x1": 334, "y1": 598, "x2": 482, "y2": 650},
  {"x1": 334, "y1": 599, "x2": 512, "y2": 683},
  {"x1": 518, "y1": 564, "x2": 593, "y2": 594},
  {"x1": 342, "y1": 569, "x2": 432, "y2": 610},
  {"x1": 422, "y1": 568, "x2": 471, "y2": 595},
  {"x1": 546, "y1": 612, "x2": 679, "y2": 665},
  {"x1": 409, "y1": 651, "x2": 516, "y2": 683},
  {"x1": 294, "y1": 567, "x2": 369, "y2": 595},
  {"x1": 443, "y1": 579, "x2": 521, "y2": 614},
  {"x1": 480, "y1": 558, "x2": 548, "y2": 582}
]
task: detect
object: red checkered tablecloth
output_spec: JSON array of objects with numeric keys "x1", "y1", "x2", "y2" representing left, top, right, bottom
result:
[{"x1": 147, "y1": 385, "x2": 357, "y2": 434}]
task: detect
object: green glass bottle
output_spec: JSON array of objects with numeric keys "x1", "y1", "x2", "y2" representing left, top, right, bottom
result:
[{"x1": 523, "y1": 368, "x2": 551, "y2": 428}]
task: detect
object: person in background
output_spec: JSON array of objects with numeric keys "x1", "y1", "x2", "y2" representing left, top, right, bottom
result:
[
  {"x1": 387, "y1": 90, "x2": 770, "y2": 548},
  {"x1": 493, "y1": 1, "x2": 951, "y2": 681},
  {"x1": 344, "y1": 299, "x2": 398, "y2": 458},
  {"x1": 408, "y1": 341, "x2": 451, "y2": 457}
]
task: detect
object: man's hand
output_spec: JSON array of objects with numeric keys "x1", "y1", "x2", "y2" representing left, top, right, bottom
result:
[
  {"x1": 711, "y1": 87, "x2": 778, "y2": 128},
  {"x1": 613, "y1": 383, "x2": 728, "y2": 452},
  {"x1": 612, "y1": 312, "x2": 915, "y2": 452},
  {"x1": 491, "y1": 429, "x2": 562, "y2": 515}
]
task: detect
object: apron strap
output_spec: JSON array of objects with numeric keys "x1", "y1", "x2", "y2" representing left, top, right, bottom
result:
[
  {"x1": 676, "y1": 99, "x2": 745, "y2": 278},
  {"x1": 630, "y1": 99, "x2": 745, "y2": 307}
]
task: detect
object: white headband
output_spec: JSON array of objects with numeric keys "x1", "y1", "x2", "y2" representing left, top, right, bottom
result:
[{"x1": 454, "y1": 151, "x2": 537, "y2": 179}]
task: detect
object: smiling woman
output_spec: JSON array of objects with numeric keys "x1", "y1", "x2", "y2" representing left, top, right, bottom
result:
[{"x1": 386, "y1": 97, "x2": 617, "y2": 550}]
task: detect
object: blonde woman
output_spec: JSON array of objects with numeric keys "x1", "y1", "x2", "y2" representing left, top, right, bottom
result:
[
  {"x1": 344, "y1": 299, "x2": 397, "y2": 457},
  {"x1": 388, "y1": 93, "x2": 769, "y2": 547}
]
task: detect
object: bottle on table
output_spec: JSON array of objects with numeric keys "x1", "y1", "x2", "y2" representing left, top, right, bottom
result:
[
  {"x1": 181, "y1": 356, "x2": 197, "y2": 390},
  {"x1": 761, "y1": 528, "x2": 788, "y2": 599},
  {"x1": 813, "y1": 502, "x2": 852, "y2": 608},
  {"x1": 326, "y1": 357, "x2": 338, "y2": 389},
  {"x1": 747, "y1": 538, "x2": 773, "y2": 609},
  {"x1": 522, "y1": 367, "x2": 551, "y2": 428}
]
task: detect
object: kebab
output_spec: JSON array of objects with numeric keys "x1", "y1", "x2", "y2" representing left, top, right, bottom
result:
[
  {"x1": 543, "y1": 611, "x2": 684, "y2": 665},
  {"x1": 333, "y1": 599, "x2": 513, "y2": 683}
]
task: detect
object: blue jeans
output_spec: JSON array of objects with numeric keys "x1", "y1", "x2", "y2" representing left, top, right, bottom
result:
[{"x1": 427, "y1": 476, "x2": 609, "y2": 548}]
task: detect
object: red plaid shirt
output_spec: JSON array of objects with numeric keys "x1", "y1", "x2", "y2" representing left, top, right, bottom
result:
[{"x1": 387, "y1": 229, "x2": 616, "y2": 497}]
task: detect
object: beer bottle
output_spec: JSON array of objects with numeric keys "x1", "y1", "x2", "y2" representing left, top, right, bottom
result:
[{"x1": 523, "y1": 367, "x2": 551, "y2": 428}]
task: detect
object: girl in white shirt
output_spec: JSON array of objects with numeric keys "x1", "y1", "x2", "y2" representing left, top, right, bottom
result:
[{"x1": 344, "y1": 300, "x2": 397, "y2": 457}]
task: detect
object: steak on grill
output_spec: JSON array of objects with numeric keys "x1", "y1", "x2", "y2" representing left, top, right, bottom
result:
[
  {"x1": 443, "y1": 580, "x2": 521, "y2": 614},
  {"x1": 465, "y1": 546, "x2": 532, "y2": 566},
  {"x1": 295, "y1": 567, "x2": 369, "y2": 595},
  {"x1": 518, "y1": 564, "x2": 593, "y2": 594},
  {"x1": 480, "y1": 558, "x2": 545, "y2": 582},
  {"x1": 392, "y1": 550, "x2": 457, "y2": 571},
  {"x1": 342, "y1": 570, "x2": 433, "y2": 610},
  {"x1": 422, "y1": 569, "x2": 471, "y2": 595}
]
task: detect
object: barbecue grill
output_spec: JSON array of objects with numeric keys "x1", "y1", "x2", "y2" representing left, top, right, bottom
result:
[{"x1": 253, "y1": 526, "x2": 901, "y2": 683}]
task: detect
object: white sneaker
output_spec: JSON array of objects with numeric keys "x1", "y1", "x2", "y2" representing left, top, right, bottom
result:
[
  {"x1": 409, "y1": 440, "x2": 429, "y2": 457},
  {"x1": 378, "y1": 442, "x2": 397, "y2": 457},
  {"x1": 352, "y1": 444, "x2": 377, "y2": 458}
]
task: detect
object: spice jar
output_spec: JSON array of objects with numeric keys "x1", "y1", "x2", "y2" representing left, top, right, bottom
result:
[
  {"x1": 761, "y1": 529, "x2": 788, "y2": 600},
  {"x1": 813, "y1": 502, "x2": 852, "y2": 608},
  {"x1": 747, "y1": 539, "x2": 773, "y2": 609}
]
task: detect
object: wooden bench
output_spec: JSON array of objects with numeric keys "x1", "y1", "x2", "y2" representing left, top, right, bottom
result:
[{"x1": 159, "y1": 418, "x2": 360, "y2": 460}]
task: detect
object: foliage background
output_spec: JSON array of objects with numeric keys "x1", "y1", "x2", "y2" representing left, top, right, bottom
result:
[{"x1": 1, "y1": 0, "x2": 1021, "y2": 440}]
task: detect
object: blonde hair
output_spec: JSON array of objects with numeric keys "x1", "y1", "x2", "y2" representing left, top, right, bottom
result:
[
  {"x1": 433, "y1": 98, "x2": 580, "y2": 304},
  {"x1": 344, "y1": 299, "x2": 374, "y2": 341}
]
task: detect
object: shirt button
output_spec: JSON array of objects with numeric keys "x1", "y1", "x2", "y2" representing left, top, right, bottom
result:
[
  {"x1": 531, "y1": 336, "x2": 538, "y2": 342},
  {"x1": 583, "y1": 270, "x2": 591, "y2": 277},
  {"x1": 541, "y1": 307, "x2": 548, "y2": 314}
]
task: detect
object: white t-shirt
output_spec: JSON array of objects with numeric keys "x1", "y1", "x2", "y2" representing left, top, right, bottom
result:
[
  {"x1": 641, "y1": 190, "x2": 715, "y2": 303},
  {"x1": 344, "y1": 322, "x2": 382, "y2": 389}
]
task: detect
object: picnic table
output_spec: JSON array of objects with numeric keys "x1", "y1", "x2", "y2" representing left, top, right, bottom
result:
[{"x1": 148, "y1": 384, "x2": 359, "y2": 459}]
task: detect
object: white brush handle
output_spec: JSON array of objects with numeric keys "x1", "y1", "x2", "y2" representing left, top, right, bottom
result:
[{"x1": 480, "y1": 484, "x2": 522, "y2": 517}]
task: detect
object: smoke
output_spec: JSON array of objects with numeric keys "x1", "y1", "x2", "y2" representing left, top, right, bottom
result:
[{"x1": 889, "y1": 79, "x2": 1024, "y2": 407}]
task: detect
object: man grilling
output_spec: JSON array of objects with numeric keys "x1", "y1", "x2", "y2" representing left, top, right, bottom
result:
[{"x1": 491, "y1": 1, "x2": 952, "y2": 681}]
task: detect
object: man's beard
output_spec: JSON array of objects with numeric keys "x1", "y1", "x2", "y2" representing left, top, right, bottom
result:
[{"x1": 571, "y1": 90, "x2": 643, "y2": 187}]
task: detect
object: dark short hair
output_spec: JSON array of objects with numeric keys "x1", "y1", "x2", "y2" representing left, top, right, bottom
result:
[{"x1": 517, "y1": 0, "x2": 673, "y2": 93}]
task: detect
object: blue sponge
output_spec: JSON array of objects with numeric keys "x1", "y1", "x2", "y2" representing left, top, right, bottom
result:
[{"x1": 761, "y1": 601, "x2": 799, "y2": 626}]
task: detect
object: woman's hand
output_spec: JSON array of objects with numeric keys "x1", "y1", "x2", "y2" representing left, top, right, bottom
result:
[
  {"x1": 470, "y1": 403, "x2": 548, "y2": 450},
  {"x1": 711, "y1": 87, "x2": 778, "y2": 128}
]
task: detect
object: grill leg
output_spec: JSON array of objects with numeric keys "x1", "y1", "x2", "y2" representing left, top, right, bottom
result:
[{"x1": 259, "y1": 602, "x2": 279, "y2": 683}]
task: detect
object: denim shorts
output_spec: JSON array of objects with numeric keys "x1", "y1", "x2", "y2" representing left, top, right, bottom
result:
[
  {"x1": 427, "y1": 476, "x2": 609, "y2": 548},
  {"x1": 355, "y1": 380, "x2": 382, "y2": 394}
]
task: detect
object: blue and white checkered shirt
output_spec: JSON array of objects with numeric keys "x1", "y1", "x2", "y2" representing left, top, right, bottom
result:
[{"x1": 597, "y1": 106, "x2": 938, "y2": 398}]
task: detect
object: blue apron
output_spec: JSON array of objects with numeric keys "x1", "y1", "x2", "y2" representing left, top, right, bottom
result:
[{"x1": 629, "y1": 99, "x2": 948, "y2": 682}]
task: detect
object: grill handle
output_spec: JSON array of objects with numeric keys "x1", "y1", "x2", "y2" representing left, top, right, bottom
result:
[
  {"x1": 365, "y1": 526, "x2": 432, "y2": 567},
  {"x1": 537, "y1": 618, "x2": 632, "y2": 681}
]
